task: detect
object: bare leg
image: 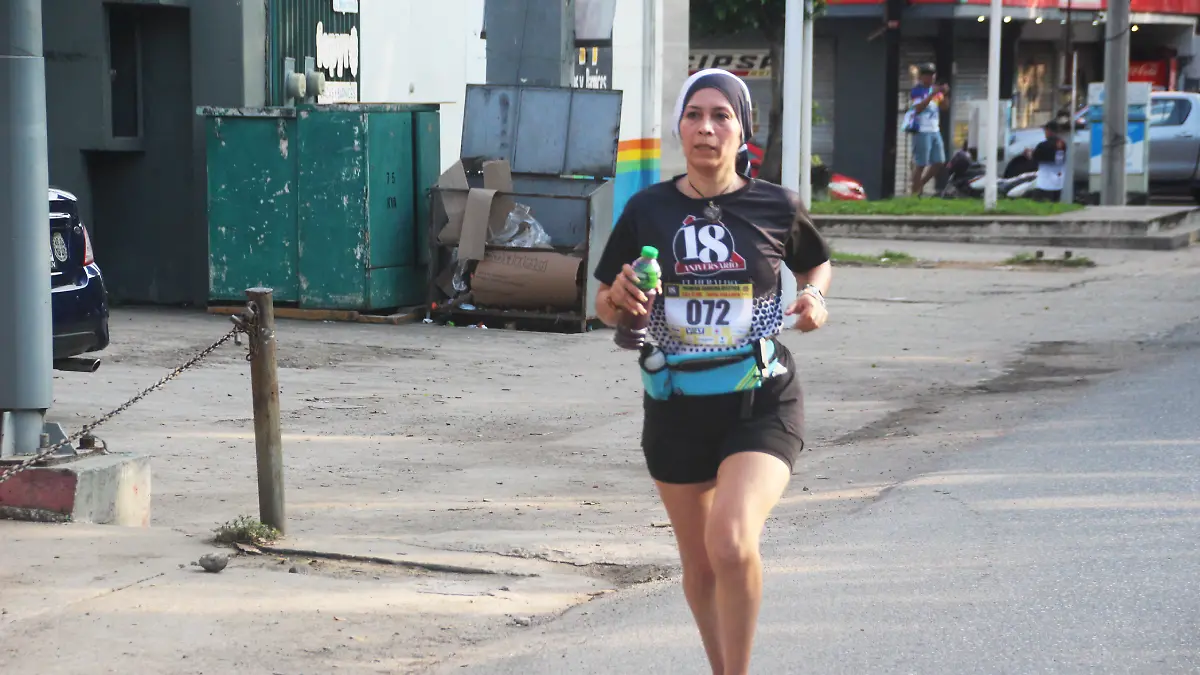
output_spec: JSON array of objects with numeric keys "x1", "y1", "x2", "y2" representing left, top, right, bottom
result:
[
  {"x1": 910, "y1": 161, "x2": 924, "y2": 196},
  {"x1": 705, "y1": 452, "x2": 792, "y2": 675},
  {"x1": 657, "y1": 480, "x2": 723, "y2": 674},
  {"x1": 918, "y1": 163, "x2": 943, "y2": 194}
]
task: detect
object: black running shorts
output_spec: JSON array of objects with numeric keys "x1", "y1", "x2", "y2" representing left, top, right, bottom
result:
[{"x1": 640, "y1": 342, "x2": 805, "y2": 485}]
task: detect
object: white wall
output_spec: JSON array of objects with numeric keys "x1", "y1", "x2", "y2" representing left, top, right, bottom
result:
[
  {"x1": 1179, "y1": 35, "x2": 1200, "y2": 82},
  {"x1": 611, "y1": 0, "x2": 648, "y2": 140},
  {"x1": 358, "y1": 0, "x2": 487, "y2": 170},
  {"x1": 659, "y1": 0, "x2": 688, "y2": 179}
]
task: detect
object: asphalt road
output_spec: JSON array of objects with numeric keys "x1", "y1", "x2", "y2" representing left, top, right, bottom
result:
[{"x1": 439, "y1": 325, "x2": 1200, "y2": 675}]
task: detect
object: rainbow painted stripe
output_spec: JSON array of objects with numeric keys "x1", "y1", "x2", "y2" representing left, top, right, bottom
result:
[{"x1": 613, "y1": 138, "x2": 662, "y2": 226}]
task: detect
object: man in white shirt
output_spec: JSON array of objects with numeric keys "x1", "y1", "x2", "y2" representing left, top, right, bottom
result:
[{"x1": 1023, "y1": 120, "x2": 1067, "y2": 201}]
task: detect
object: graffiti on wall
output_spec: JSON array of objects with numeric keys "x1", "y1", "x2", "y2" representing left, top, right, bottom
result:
[{"x1": 316, "y1": 21, "x2": 359, "y2": 102}]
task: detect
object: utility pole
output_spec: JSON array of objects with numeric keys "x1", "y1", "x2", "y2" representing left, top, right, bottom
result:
[
  {"x1": 0, "y1": 0, "x2": 53, "y2": 458},
  {"x1": 1101, "y1": 0, "x2": 1130, "y2": 205},
  {"x1": 799, "y1": 0, "x2": 815, "y2": 206},
  {"x1": 984, "y1": 0, "x2": 1002, "y2": 209}
]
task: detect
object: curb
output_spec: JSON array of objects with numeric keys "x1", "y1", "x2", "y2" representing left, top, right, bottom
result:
[
  {"x1": 253, "y1": 543, "x2": 541, "y2": 578},
  {"x1": 820, "y1": 225, "x2": 1200, "y2": 251}
]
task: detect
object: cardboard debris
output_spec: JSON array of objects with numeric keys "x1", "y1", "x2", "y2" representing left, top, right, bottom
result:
[
  {"x1": 436, "y1": 159, "x2": 519, "y2": 262},
  {"x1": 435, "y1": 160, "x2": 469, "y2": 245},
  {"x1": 471, "y1": 250, "x2": 581, "y2": 310},
  {"x1": 459, "y1": 188, "x2": 496, "y2": 261},
  {"x1": 482, "y1": 159, "x2": 516, "y2": 233}
]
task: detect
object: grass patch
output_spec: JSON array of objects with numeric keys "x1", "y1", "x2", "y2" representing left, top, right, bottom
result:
[
  {"x1": 1003, "y1": 251, "x2": 1096, "y2": 268},
  {"x1": 213, "y1": 515, "x2": 281, "y2": 546},
  {"x1": 810, "y1": 197, "x2": 1084, "y2": 217},
  {"x1": 830, "y1": 249, "x2": 917, "y2": 266}
]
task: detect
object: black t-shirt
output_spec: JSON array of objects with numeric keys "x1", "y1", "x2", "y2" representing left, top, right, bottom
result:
[{"x1": 594, "y1": 176, "x2": 830, "y2": 356}]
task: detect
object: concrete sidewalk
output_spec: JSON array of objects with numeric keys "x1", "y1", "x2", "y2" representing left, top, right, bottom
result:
[
  {"x1": 815, "y1": 205, "x2": 1200, "y2": 250},
  {"x1": 0, "y1": 521, "x2": 608, "y2": 673},
  {"x1": 2, "y1": 238, "x2": 1200, "y2": 673}
]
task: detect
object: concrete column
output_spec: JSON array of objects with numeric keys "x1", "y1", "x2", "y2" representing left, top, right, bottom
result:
[
  {"x1": 659, "y1": 0, "x2": 688, "y2": 180},
  {"x1": 641, "y1": 0, "x2": 664, "y2": 145},
  {"x1": 485, "y1": 0, "x2": 575, "y2": 87},
  {"x1": 0, "y1": 0, "x2": 53, "y2": 457},
  {"x1": 880, "y1": 0, "x2": 906, "y2": 199}
]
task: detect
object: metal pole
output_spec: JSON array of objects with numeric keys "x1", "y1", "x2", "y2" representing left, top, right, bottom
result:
[
  {"x1": 247, "y1": 287, "x2": 285, "y2": 534},
  {"x1": 984, "y1": 0, "x2": 1002, "y2": 209},
  {"x1": 781, "y1": 0, "x2": 804, "y2": 311},
  {"x1": 1061, "y1": 0, "x2": 1076, "y2": 204},
  {"x1": 1101, "y1": 0, "x2": 1130, "y2": 205},
  {"x1": 799, "y1": 0, "x2": 815, "y2": 206},
  {"x1": 782, "y1": 0, "x2": 804, "y2": 194},
  {"x1": 1064, "y1": 50, "x2": 1078, "y2": 204},
  {"x1": 0, "y1": 0, "x2": 52, "y2": 458}
]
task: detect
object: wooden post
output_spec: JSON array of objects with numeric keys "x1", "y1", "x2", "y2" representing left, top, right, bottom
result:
[{"x1": 246, "y1": 287, "x2": 285, "y2": 534}]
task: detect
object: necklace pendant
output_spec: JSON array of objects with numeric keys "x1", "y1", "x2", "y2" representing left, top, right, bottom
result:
[{"x1": 703, "y1": 202, "x2": 722, "y2": 222}]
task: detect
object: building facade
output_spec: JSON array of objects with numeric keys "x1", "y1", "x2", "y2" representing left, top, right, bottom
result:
[
  {"x1": 693, "y1": 0, "x2": 1200, "y2": 199},
  {"x1": 41, "y1": 0, "x2": 682, "y2": 307},
  {"x1": 42, "y1": 0, "x2": 266, "y2": 307}
]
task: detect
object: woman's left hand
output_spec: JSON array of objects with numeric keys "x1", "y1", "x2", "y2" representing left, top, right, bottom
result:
[{"x1": 785, "y1": 291, "x2": 828, "y2": 332}]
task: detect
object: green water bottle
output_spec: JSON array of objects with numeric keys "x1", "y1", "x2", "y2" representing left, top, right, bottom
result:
[{"x1": 614, "y1": 246, "x2": 661, "y2": 350}]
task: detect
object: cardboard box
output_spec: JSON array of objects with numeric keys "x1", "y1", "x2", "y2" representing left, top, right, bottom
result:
[
  {"x1": 435, "y1": 161, "x2": 469, "y2": 245},
  {"x1": 435, "y1": 159, "x2": 517, "y2": 262},
  {"x1": 471, "y1": 250, "x2": 582, "y2": 310}
]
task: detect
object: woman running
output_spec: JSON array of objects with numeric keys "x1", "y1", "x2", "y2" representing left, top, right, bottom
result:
[{"x1": 593, "y1": 69, "x2": 832, "y2": 675}]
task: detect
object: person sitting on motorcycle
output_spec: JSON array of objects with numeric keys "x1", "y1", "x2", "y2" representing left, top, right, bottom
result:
[{"x1": 1023, "y1": 120, "x2": 1067, "y2": 202}]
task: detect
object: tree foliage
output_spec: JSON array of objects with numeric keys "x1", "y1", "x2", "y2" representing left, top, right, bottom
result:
[{"x1": 690, "y1": 0, "x2": 827, "y2": 184}]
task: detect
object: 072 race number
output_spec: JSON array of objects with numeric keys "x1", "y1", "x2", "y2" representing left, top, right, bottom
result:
[
  {"x1": 664, "y1": 284, "x2": 753, "y2": 347},
  {"x1": 685, "y1": 299, "x2": 732, "y2": 326}
]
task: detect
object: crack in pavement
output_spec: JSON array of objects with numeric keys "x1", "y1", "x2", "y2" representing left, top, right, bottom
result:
[{"x1": 974, "y1": 274, "x2": 1116, "y2": 296}]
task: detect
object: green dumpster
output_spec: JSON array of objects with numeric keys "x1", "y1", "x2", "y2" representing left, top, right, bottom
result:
[{"x1": 200, "y1": 103, "x2": 441, "y2": 311}]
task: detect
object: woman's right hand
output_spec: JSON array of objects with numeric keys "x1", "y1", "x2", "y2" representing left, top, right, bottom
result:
[{"x1": 608, "y1": 264, "x2": 653, "y2": 316}]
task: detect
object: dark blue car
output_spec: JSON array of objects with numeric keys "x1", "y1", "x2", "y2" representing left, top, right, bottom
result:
[{"x1": 50, "y1": 187, "x2": 109, "y2": 366}]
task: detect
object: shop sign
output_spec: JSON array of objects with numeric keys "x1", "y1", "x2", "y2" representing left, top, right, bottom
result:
[
  {"x1": 688, "y1": 51, "x2": 772, "y2": 79},
  {"x1": 1130, "y1": 60, "x2": 1171, "y2": 89},
  {"x1": 574, "y1": 46, "x2": 613, "y2": 90}
]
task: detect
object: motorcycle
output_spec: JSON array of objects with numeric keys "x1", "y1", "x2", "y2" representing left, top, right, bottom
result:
[
  {"x1": 939, "y1": 148, "x2": 986, "y2": 198},
  {"x1": 940, "y1": 147, "x2": 1038, "y2": 199}
]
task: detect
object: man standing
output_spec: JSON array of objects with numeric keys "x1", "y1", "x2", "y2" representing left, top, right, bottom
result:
[
  {"x1": 1024, "y1": 120, "x2": 1067, "y2": 202},
  {"x1": 906, "y1": 63, "x2": 950, "y2": 196}
]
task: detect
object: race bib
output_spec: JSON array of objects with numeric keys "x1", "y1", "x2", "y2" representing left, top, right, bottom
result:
[{"x1": 663, "y1": 283, "x2": 754, "y2": 347}]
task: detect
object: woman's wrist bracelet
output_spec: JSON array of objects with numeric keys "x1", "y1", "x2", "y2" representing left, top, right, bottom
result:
[{"x1": 802, "y1": 284, "x2": 826, "y2": 307}]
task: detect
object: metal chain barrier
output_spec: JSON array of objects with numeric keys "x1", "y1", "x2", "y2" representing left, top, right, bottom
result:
[{"x1": 0, "y1": 308, "x2": 258, "y2": 486}]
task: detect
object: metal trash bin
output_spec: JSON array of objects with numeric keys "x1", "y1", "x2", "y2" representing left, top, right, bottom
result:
[
  {"x1": 200, "y1": 103, "x2": 440, "y2": 311},
  {"x1": 427, "y1": 84, "x2": 622, "y2": 331}
]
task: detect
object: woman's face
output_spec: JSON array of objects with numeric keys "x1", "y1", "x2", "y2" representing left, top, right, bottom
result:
[{"x1": 679, "y1": 88, "x2": 742, "y2": 175}]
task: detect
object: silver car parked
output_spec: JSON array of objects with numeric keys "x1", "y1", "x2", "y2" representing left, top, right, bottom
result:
[{"x1": 1004, "y1": 92, "x2": 1200, "y2": 202}]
